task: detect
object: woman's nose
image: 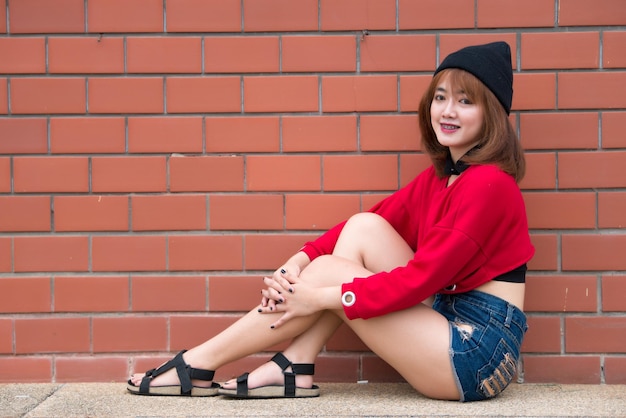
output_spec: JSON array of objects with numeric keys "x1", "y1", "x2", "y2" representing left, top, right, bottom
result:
[{"x1": 442, "y1": 100, "x2": 455, "y2": 117}]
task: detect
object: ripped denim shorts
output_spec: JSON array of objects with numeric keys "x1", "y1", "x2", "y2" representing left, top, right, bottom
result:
[{"x1": 432, "y1": 290, "x2": 528, "y2": 402}]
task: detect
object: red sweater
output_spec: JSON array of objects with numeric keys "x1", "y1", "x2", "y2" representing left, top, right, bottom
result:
[{"x1": 300, "y1": 164, "x2": 535, "y2": 320}]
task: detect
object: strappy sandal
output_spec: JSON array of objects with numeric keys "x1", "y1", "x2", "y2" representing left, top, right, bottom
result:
[
  {"x1": 218, "y1": 352, "x2": 320, "y2": 398},
  {"x1": 127, "y1": 350, "x2": 220, "y2": 397}
]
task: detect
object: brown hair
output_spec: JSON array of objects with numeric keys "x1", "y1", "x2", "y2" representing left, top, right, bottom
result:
[{"x1": 418, "y1": 69, "x2": 526, "y2": 182}]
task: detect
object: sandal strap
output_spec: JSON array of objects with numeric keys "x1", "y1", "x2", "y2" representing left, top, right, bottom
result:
[
  {"x1": 271, "y1": 352, "x2": 292, "y2": 371},
  {"x1": 236, "y1": 372, "x2": 250, "y2": 396},
  {"x1": 271, "y1": 352, "x2": 315, "y2": 398}
]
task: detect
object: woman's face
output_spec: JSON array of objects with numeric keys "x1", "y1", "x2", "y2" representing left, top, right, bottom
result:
[{"x1": 430, "y1": 76, "x2": 484, "y2": 161}]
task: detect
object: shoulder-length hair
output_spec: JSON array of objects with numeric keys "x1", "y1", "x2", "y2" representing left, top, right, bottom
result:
[{"x1": 418, "y1": 68, "x2": 526, "y2": 183}]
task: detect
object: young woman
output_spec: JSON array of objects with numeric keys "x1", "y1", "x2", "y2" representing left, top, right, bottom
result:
[{"x1": 127, "y1": 41, "x2": 534, "y2": 402}]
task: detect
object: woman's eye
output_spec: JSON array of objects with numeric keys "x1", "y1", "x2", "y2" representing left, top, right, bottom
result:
[
  {"x1": 434, "y1": 94, "x2": 445, "y2": 101},
  {"x1": 460, "y1": 98, "x2": 472, "y2": 105}
]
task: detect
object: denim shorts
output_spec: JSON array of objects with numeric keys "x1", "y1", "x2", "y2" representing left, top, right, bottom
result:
[{"x1": 432, "y1": 290, "x2": 528, "y2": 402}]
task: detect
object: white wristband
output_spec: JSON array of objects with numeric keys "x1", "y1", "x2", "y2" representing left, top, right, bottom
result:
[{"x1": 341, "y1": 291, "x2": 356, "y2": 307}]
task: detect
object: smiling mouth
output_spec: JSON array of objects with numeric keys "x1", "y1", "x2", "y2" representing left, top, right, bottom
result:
[{"x1": 440, "y1": 123, "x2": 459, "y2": 132}]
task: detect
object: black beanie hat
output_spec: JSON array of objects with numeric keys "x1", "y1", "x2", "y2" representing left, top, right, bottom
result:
[{"x1": 434, "y1": 41, "x2": 513, "y2": 114}]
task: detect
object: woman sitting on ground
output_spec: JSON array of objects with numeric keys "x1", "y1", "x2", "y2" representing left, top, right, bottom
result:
[{"x1": 127, "y1": 41, "x2": 534, "y2": 402}]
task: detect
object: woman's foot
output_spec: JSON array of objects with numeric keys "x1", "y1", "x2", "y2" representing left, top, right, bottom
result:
[{"x1": 220, "y1": 357, "x2": 314, "y2": 391}]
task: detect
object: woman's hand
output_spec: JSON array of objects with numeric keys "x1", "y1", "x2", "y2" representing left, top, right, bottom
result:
[
  {"x1": 260, "y1": 264, "x2": 300, "y2": 311},
  {"x1": 260, "y1": 280, "x2": 333, "y2": 329}
]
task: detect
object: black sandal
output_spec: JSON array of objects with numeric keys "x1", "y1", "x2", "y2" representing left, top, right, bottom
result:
[
  {"x1": 127, "y1": 350, "x2": 220, "y2": 397},
  {"x1": 218, "y1": 352, "x2": 320, "y2": 398}
]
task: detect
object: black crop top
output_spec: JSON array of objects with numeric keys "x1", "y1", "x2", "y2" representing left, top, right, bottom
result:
[{"x1": 492, "y1": 264, "x2": 527, "y2": 283}]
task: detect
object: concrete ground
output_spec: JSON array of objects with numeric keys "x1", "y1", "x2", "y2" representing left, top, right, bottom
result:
[{"x1": 1, "y1": 382, "x2": 625, "y2": 418}]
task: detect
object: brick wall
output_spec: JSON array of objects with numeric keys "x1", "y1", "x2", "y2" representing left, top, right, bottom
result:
[{"x1": 0, "y1": 0, "x2": 625, "y2": 384}]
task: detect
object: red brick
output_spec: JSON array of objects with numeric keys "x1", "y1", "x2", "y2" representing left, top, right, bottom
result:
[
  {"x1": 50, "y1": 117, "x2": 126, "y2": 154},
  {"x1": 132, "y1": 194, "x2": 207, "y2": 231},
  {"x1": 168, "y1": 235, "x2": 243, "y2": 271},
  {"x1": 55, "y1": 276, "x2": 129, "y2": 312},
  {"x1": 0, "y1": 238, "x2": 10, "y2": 272},
  {"x1": 128, "y1": 117, "x2": 202, "y2": 153},
  {"x1": 206, "y1": 117, "x2": 279, "y2": 153},
  {"x1": 88, "y1": 0, "x2": 163, "y2": 33},
  {"x1": 55, "y1": 356, "x2": 129, "y2": 382},
  {"x1": 0, "y1": 0, "x2": 5, "y2": 33},
  {"x1": 283, "y1": 36, "x2": 356, "y2": 72},
  {"x1": 54, "y1": 195, "x2": 128, "y2": 232},
  {"x1": 132, "y1": 276, "x2": 206, "y2": 312},
  {"x1": 323, "y1": 155, "x2": 398, "y2": 191},
  {"x1": 400, "y1": 154, "x2": 432, "y2": 187},
  {"x1": 362, "y1": 355, "x2": 403, "y2": 382},
  {"x1": 166, "y1": 77, "x2": 240, "y2": 113},
  {"x1": 209, "y1": 194, "x2": 283, "y2": 230},
  {"x1": 559, "y1": 72, "x2": 626, "y2": 109},
  {"x1": 439, "y1": 34, "x2": 518, "y2": 69},
  {"x1": 13, "y1": 157, "x2": 88, "y2": 193},
  {"x1": 15, "y1": 318, "x2": 90, "y2": 353},
  {"x1": 246, "y1": 156, "x2": 321, "y2": 191},
  {"x1": 244, "y1": 0, "x2": 318, "y2": 32},
  {"x1": 0, "y1": 319, "x2": 12, "y2": 353},
  {"x1": 362, "y1": 193, "x2": 392, "y2": 211},
  {"x1": 93, "y1": 317, "x2": 167, "y2": 352},
  {"x1": 314, "y1": 355, "x2": 359, "y2": 382},
  {"x1": 9, "y1": 0, "x2": 84, "y2": 33},
  {"x1": 558, "y1": 0, "x2": 626, "y2": 26},
  {"x1": 360, "y1": 115, "x2": 420, "y2": 152},
  {"x1": 14, "y1": 236, "x2": 89, "y2": 273},
  {"x1": 605, "y1": 356, "x2": 626, "y2": 384},
  {"x1": 565, "y1": 317, "x2": 626, "y2": 353},
  {"x1": 522, "y1": 32, "x2": 599, "y2": 70},
  {"x1": 603, "y1": 32, "x2": 626, "y2": 68},
  {"x1": 11, "y1": 78, "x2": 86, "y2": 114},
  {"x1": 169, "y1": 155, "x2": 245, "y2": 192},
  {"x1": 321, "y1": 0, "x2": 395, "y2": 31},
  {"x1": 0, "y1": 277, "x2": 51, "y2": 314},
  {"x1": 208, "y1": 276, "x2": 264, "y2": 311},
  {"x1": 512, "y1": 73, "x2": 556, "y2": 111},
  {"x1": 92, "y1": 236, "x2": 166, "y2": 272},
  {"x1": 0, "y1": 158, "x2": 8, "y2": 192},
  {"x1": 89, "y1": 78, "x2": 163, "y2": 114},
  {"x1": 528, "y1": 234, "x2": 558, "y2": 271},
  {"x1": 0, "y1": 78, "x2": 6, "y2": 114},
  {"x1": 399, "y1": 75, "x2": 432, "y2": 112},
  {"x1": 523, "y1": 192, "x2": 595, "y2": 229},
  {"x1": 48, "y1": 37, "x2": 124, "y2": 73},
  {"x1": 244, "y1": 76, "x2": 318, "y2": 113},
  {"x1": 283, "y1": 116, "x2": 356, "y2": 152},
  {"x1": 598, "y1": 192, "x2": 626, "y2": 228},
  {"x1": 525, "y1": 275, "x2": 597, "y2": 312},
  {"x1": 519, "y1": 112, "x2": 598, "y2": 150},
  {"x1": 0, "y1": 196, "x2": 50, "y2": 232},
  {"x1": 0, "y1": 38, "x2": 46, "y2": 73},
  {"x1": 558, "y1": 151, "x2": 626, "y2": 188},
  {"x1": 286, "y1": 194, "x2": 360, "y2": 230},
  {"x1": 0, "y1": 118, "x2": 47, "y2": 154},
  {"x1": 477, "y1": 0, "x2": 554, "y2": 28},
  {"x1": 602, "y1": 112, "x2": 626, "y2": 148},
  {"x1": 519, "y1": 153, "x2": 556, "y2": 190},
  {"x1": 127, "y1": 37, "x2": 202, "y2": 73},
  {"x1": 563, "y1": 234, "x2": 626, "y2": 271},
  {"x1": 92, "y1": 156, "x2": 167, "y2": 193},
  {"x1": 0, "y1": 357, "x2": 52, "y2": 383},
  {"x1": 601, "y1": 275, "x2": 626, "y2": 312},
  {"x1": 170, "y1": 316, "x2": 239, "y2": 352},
  {"x1": 205, "y1": 36, "x2": 279, "y2": 73},
  {"x1": 167, "y1": 0, "x2": 241, "y2": 32},
  {"x1": 244, "y1": 234, "x2": 317, "y2": 270},
  {"x1": 399, "y1": 0, "x2": 474, "y2": 29},
  {"x1": 523, "y1": 355, "x2": 601, "y2": 383},
  {"x1": 322, "y1": 76, "x2": 397, "y2": 112},
  {"x1": 360, "y1": 35, "x2": 436, "y2": 71},
  {"x1": 521, "y1": 316, "x2": 561, "y2": 353}
]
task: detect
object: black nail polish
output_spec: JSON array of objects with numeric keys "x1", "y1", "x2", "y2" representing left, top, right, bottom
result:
[
  {"x1": 288, "y1": 288, "x2": 294, "y2": 293},
  {"x1": 257, "y1": 308, "x2": 262, "y2": 312},
  {"x1": 270, "y1": 325, "x2": 275, "y2": 329}
]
